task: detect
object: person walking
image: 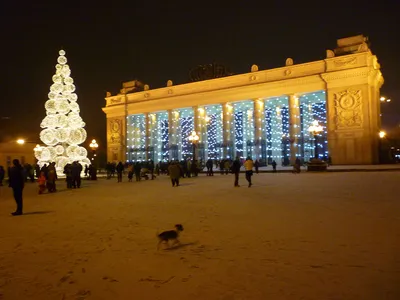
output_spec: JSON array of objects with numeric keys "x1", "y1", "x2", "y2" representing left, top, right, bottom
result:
[
  {"x1": 134, "y1": 162, "x2": 142, "y2": 182},
  {"x1": 47, "y1": 162, "x2": 57, "y2": 192},
  {"x1": 148, "y1": 160, "x2": 155, "y2": 180},
  {"x1": 127, "y1": 163, "x2": 134, "y2": 182},
  {"x1": 168, "y1": 161, "x2": 182, "y2": 187},
  {"x1": 244, "y1": 157, "x2": 254, "y2": 187},
  {"x1": 272, "y1": 160, "x2": 277, "y2": 172},
  {"x1": 254, "y1": 159, "x2": 259, "y2": 174},
  {"x1": 232, "y1": 157, "x2": 241, "y2": 187},
  {"x1": 292, "y1": 157, "x2": 301, "y2": 174},
  {"x1": 116, "y1": 162, "x2": 124, "y2": 182},
  {"x1": 38, "y1": 171, "x2": 47, "y2": 194},
  {"x1": 206, "y1": 159, "x2": 214, "y2": 176},
  {"x1": 8, "y1": 159, "x2": 25, "y2": 216},
  {"x1": 0, "y1": 165, "x2": 5, "y2": 186}
]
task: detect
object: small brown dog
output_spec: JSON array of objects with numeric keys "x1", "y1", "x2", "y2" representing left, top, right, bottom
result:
[{"x1": 157, "y1": 224, "x2": 184, "y2": 250}]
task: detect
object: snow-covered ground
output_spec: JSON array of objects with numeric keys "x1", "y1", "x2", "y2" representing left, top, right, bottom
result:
[{"x1": 0, "y1": 172, "x2": 399, "y2": 300}]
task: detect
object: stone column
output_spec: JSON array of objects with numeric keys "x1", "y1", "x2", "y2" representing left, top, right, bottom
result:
[
  {"x1": 145, "y1": 113, "x2": 157, "y2": 161},
  {"x1": 144, "y1": 113, "x2": 149, "y2": 161},
  {"x1": 288, "y1": 94, "x2": 301, "y2": 165},
  {"x1": 104, "y1": 95, "x2": 127, "y2": 163},
  {"x1": 107, "y1": 116, "x2": 126, "y2": 163},
  {"x1": 150, "y1": 113, "x2": 158, "y2": 162},
  {"x1": 168, "y1": 110, "x2": 174, "y2": 160},
  {"x1": 199, "y1": 107, "x2": 208, "y2": 159},
  {"x1": 253, "y1": 99, "x2": 266, "y2": 161},
  {"x1": 168, "y1": 110, "x2": 179, "y2": 160},
  {"x1": 193, "y1": 106, "x2": 200, "y2": 160},
  {"x1": 222, "y1": 103, "x2": 234, "y2": 158}
]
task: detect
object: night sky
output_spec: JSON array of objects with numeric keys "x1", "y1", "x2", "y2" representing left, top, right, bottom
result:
[{"x1": 1, "y1": 1, "x2": 399, "y2": 150}]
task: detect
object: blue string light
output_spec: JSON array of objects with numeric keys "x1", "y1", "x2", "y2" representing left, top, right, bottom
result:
[
  {"x1": 126, "y1": 91, "x2": 328, "y2": 163},
  {"x1": 180, "y1": 116, "x2": 194, "y2": 159},
  {"x1": 234, "y1": 111, "x2": 244, "y2": 157}
]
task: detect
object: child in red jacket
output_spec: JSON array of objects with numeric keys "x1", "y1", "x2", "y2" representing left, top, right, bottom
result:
[{"x1": 38, "y1": 172, "x2": 46, "y2": 194}]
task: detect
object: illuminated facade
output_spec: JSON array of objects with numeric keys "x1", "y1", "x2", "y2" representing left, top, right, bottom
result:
[{"x1": 103, "y1": 35, "x2": 384, "y2": 165}]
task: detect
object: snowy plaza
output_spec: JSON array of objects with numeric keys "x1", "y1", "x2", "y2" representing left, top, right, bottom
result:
[{"x1": 0, "y1": 171, "x2": 399, "y2": 300}]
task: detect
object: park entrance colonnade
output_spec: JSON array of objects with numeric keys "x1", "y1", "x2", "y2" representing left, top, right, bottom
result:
[{"x1": 102, "y1": 35, "x2": 384, "y2": 165}]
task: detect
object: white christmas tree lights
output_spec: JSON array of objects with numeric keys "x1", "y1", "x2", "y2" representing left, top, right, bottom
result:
[{"x1": 35, "y1": 50, "x2": 90, "y2": 176}]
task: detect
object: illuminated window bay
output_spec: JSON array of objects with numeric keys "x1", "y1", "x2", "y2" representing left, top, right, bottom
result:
[
  {"x1": 265, "y1": 96, "x2": 290, "y2": 164},
  {"x1": 177, "y1": 108, "x2": 194, "y2": 160},
  {"x1": 204, "y1": 104, "x2": 223, "y2": 159},
  {"x1": 233, "y1": 101, "x2": 255, "y2": 159},
  {"x1": 299, "y1": 91, "x2": 328, "y2": 161},
  {"x1": 127, "y1": 114, "x2": 146, "y2": 162}
]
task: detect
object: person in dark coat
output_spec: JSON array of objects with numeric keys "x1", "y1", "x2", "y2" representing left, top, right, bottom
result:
[
  {"x1": 293, "y1": 158, "x2": 301, "y2": 174},
  {"x1": 47, "y1": 162, "x2": 57, "y2": 192},
  {"x1": 64, "y1": 163, "x2": 73, "y2": 188},
  {"x1": 206, "y1": 159, "x2": 214, "y2": 176},
  {"x1": 8, "y1": 159, "x2": 25, "y2": 216},
  {"x1": 71, "y1": 161, "x2": 82, "y2": 188},
  {"x1": 134, "y1": 162, "x2": 142, "y2": 182},
  {"x1": 116, "y1": 162, "x2": 124, "y2": 182},
  {"x1": 272, "y1": 160, "x2": 277, "y2": 172},
  {"x1": 232, "y1": 157, "x2": 241, "y2": 187},
  {"x1": 219, "y1": 160, "x2": 225, "y2": 175},
  {"x1": 89, "y1": 164, "x2": 97, "y2": 180},
  {"x1": 40, "y1": 164, "x2": 49, "y2": 179},
  {"x1": 168, "y1": 161, "x2": 182, "y2": 187},
  {"x1": 0, "y1": 165, "x2": 5, "y2": 186},
  {"x1": 148, "y1": 160, "x2": 155, "y2": 180},
  {"x1": 254, "y1": 159, "x2": 260, "y2": 174},
  {"x1": 34, "y1": 164, "x2": 40, "y2": 179}
]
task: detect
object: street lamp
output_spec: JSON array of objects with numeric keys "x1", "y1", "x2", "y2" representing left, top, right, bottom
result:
[
  {"x1": 380, "y1": 96, "x2": 391, "y2": 103},
  {"x1": 379, "y1": 131, "x2": 386, "y2": 139},
  {"x1": 16, "y1": 139, "x2": 25, "y2": 145},
  {"x1": 89, "y1": 139, "x2": 99, "y2": 162},
  {"x1": 308, "y1": 120, "x2": 324, "y2": 159},
  {"x1": 188, "y1": 131, "x2": 199, "y2": 161}
]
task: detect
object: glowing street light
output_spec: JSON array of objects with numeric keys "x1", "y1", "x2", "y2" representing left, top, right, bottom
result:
[
  {"x1": 16, "y1": 139, "x2": 25, "y2": 145},
  {"x1": 90, "y1": 139, "x2": 99, "y2": 150},
  {"x1": 380, "y1": 96, "x2": 391, "y2": 103},
  {"x1": 379, "y1": 131, "x2": 386, "y2": 138},
  {"x1": 188, "y1": 131, "x2": 199, "y2": 161},
  {"x1": 308, "y1": 120, "x2": 323, "y2": 135},
  {"x1": 89, "y1": 139, "x2": 99, "y2": 161},
  {"x1": 308, "y1": 120, "x2": 324, "y2": 159}
]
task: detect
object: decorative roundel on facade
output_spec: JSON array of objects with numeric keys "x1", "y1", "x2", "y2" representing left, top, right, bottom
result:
[
  {"x1": 111, "y1": 120, "x2": 120, "y2": 132},
  {"x1": 144, "y1": 93, "x2": 150, "y2": 98},
  {"x1": 249, "y1": 75, "x2": 257, "y2": 81},
  {"x1": 168, "y1": 89, "x2": 173, "y2": 94},
  {"x1": 284, "y1": 69, "x2": 292, "y2": 76},
  {"x1": 339, "y1": 94, "x2": 356, "y2": 109}
]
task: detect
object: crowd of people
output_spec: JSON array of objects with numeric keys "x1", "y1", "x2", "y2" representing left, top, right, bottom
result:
[
  {"x1": 1, "y1": 155, "x2": 300, "y2": 216},
  {"x1": 1, "y1": 160, "x2": 100, "y2": 216},
  {"x1": 104, "y1": 157, "x2": 259, "y2": 188}
]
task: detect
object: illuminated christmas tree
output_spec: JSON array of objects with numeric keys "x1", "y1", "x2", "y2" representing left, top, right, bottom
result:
[{"x1": 34, "y1": 50, "x2": 90, "y2": 176}]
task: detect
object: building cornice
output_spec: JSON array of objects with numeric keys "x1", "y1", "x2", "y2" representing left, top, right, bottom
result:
[{"x1": 103, "y1": 51, "x2": 382, "y2": 114}]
